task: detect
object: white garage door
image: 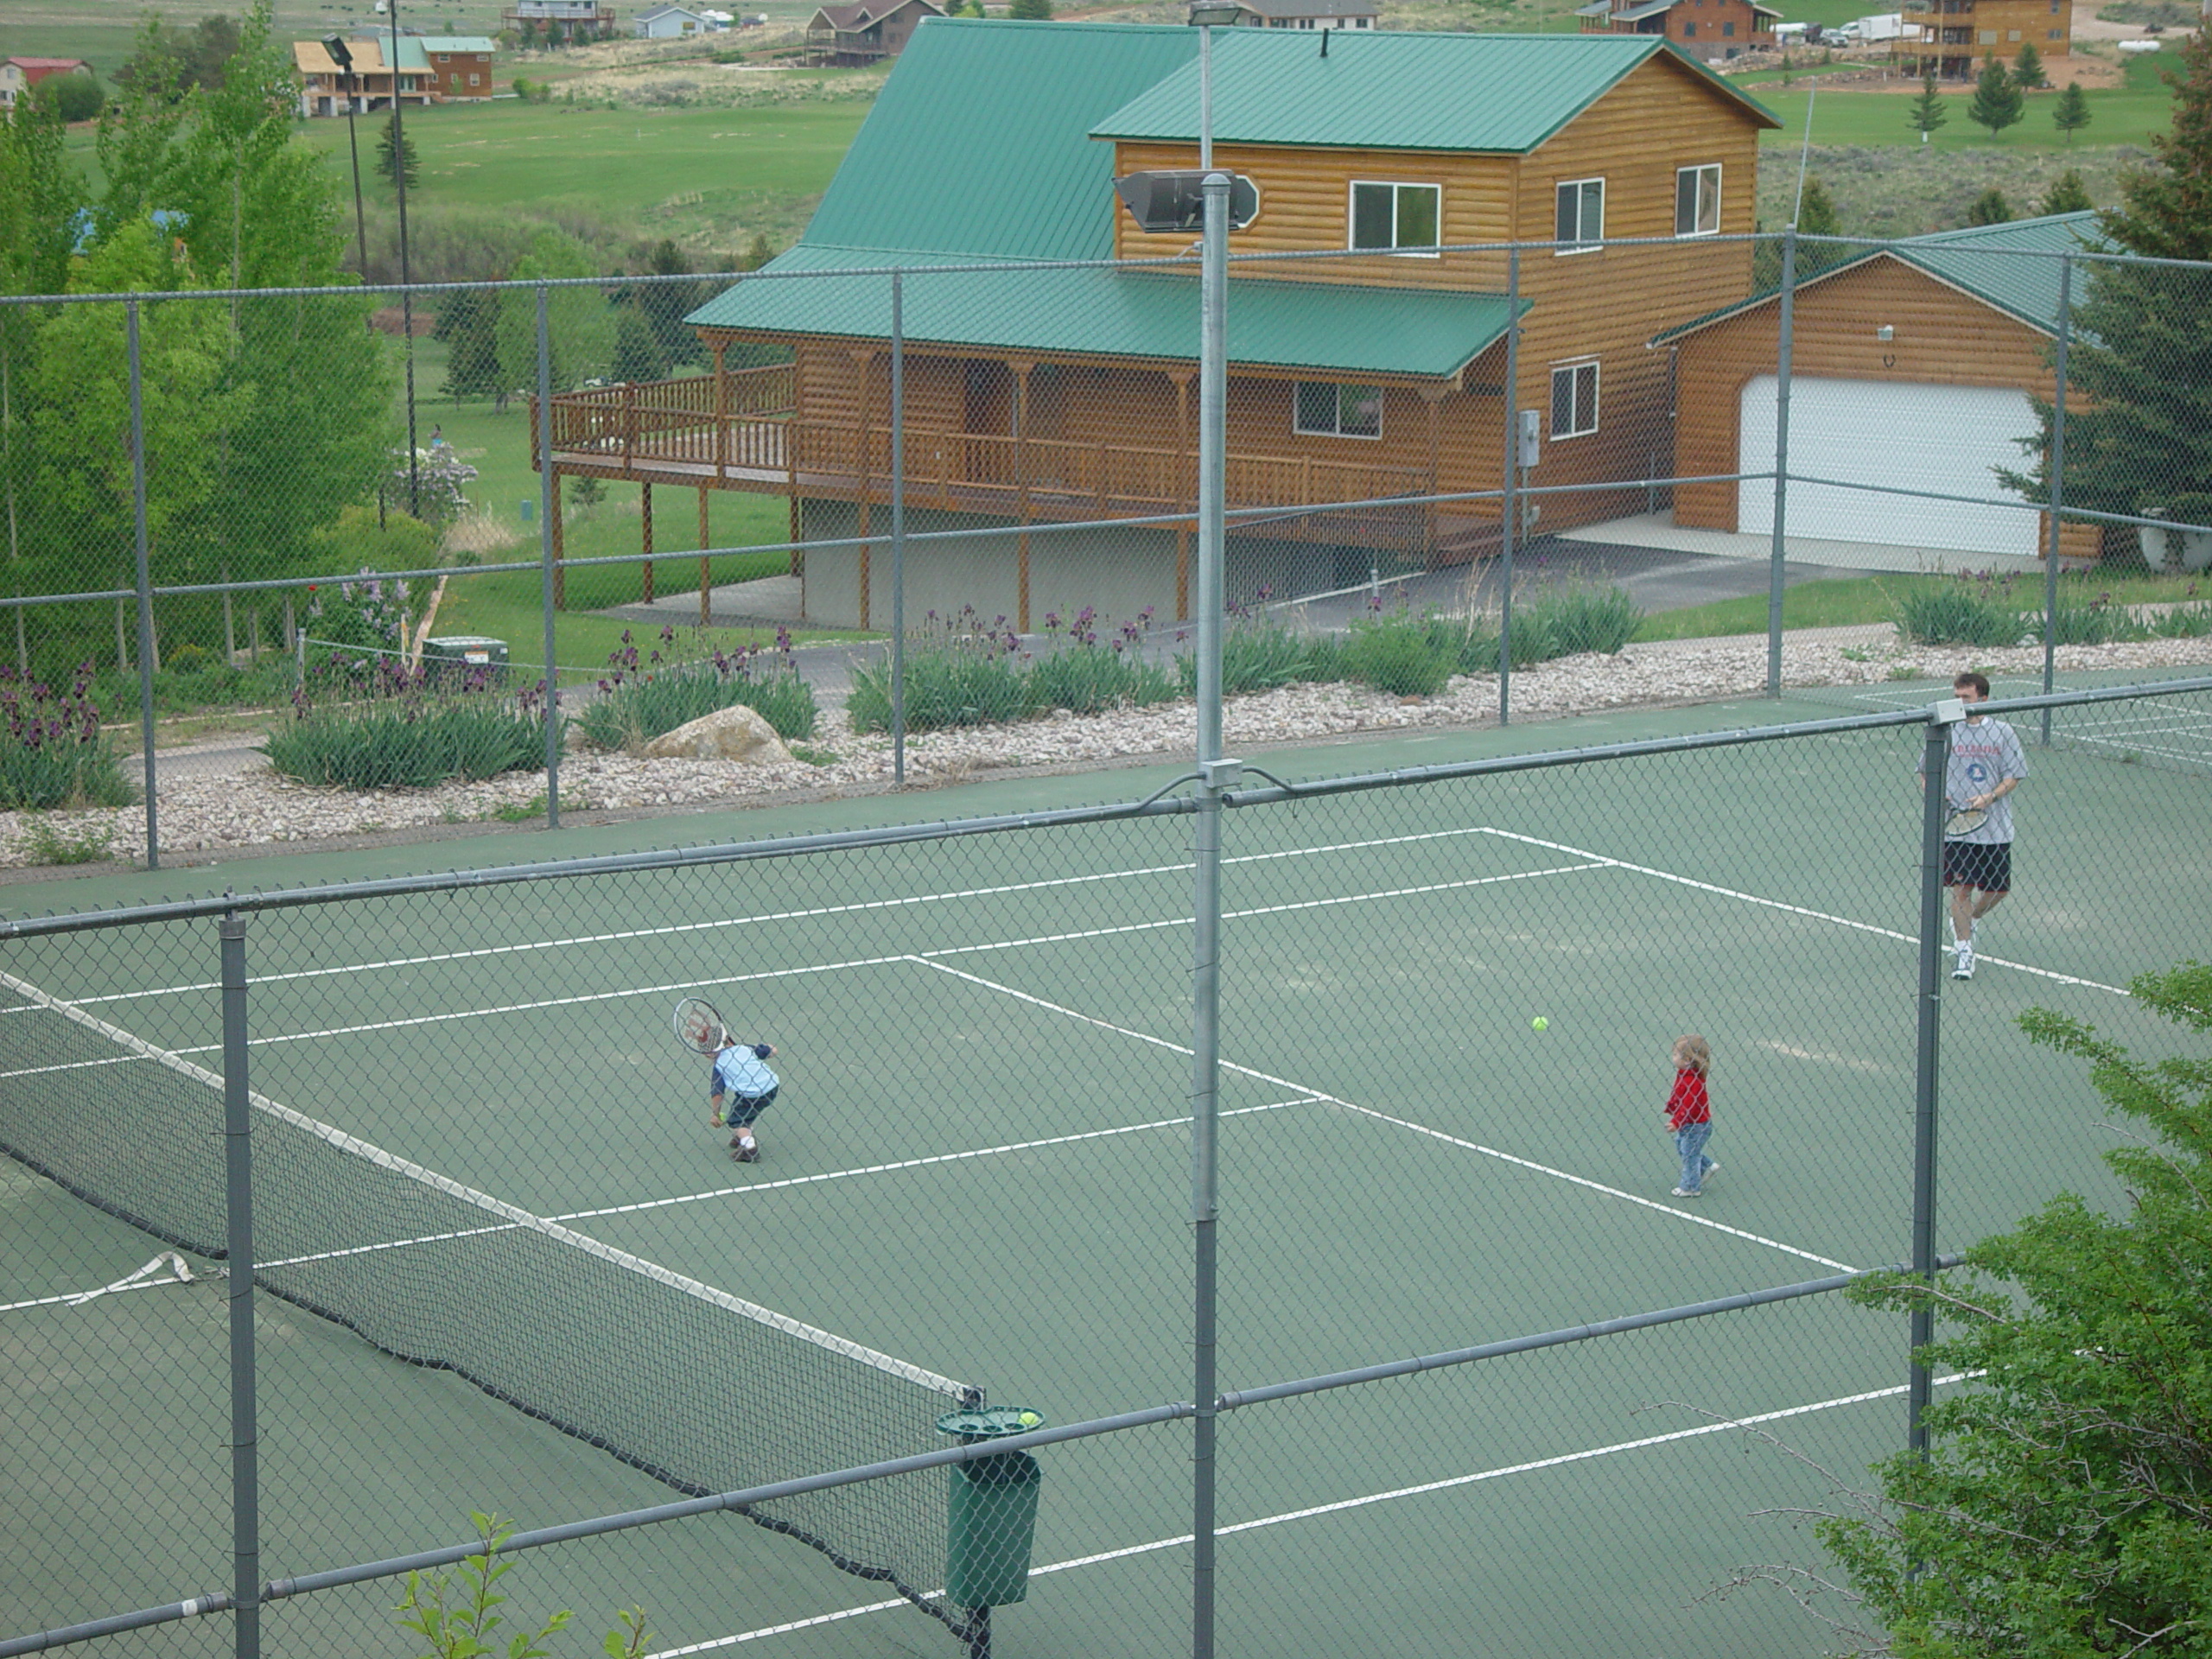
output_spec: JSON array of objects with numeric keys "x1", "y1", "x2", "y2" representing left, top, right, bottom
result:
[{"x1": 1737, "y1": 376, "x2": 2041, "y2": 558}]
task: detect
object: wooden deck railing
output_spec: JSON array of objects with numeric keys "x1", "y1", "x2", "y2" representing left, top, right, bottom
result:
[{"x1": 541, "y1": 381, "x2": 1429, "y2": 518}]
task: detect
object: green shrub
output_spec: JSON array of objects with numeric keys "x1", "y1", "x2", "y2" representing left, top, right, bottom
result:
[
  {"x1": 848, "y1": 608, "x2": 1036, "y2": 734},
  {"x1": 2029, "y1": 591, "x2": 2149, "y2": 645},
  {"x1": 570, "y1": 625, "x2": 817, "y2": 752},
  {"x1": 1891, "y1": 575, "x2": 2027, "y2": 647},
  {"x1": 1419, "y1": 610, "x2": 1503, "y2": 677},
  {"x1": 1184, "y1": 607, "x2": 1338, "y2": 697},
  {"x1": 0, "y1": 662, "x2": 134, "y2": 810},
  {"x1": 1512, "y1": 582, "x2": 1643, "y2": 662},
  {"x1": 14, "y1": 817, "x2": 118, "y2": 866},
  {"x1": 263, "y1": 674, "x2": 547, "y2": 790},
  {"x1": 1027, "y1": 607, "x2": 1178, "y2": 715},
  {"x1": 1342, "y1": 607, "x2": 1455, "y2": 697},
  {"x1": 2151, "y1": 600, "x2": 2212, "y2": 638}
]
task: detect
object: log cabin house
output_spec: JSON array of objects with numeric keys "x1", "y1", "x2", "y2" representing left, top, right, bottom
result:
[
  {"x1": 1655, "y1": 213, "x2": 2098, "y2": 563},
  {"x1": 534, "y1": 20, "x2": 1780, "y2": 628}
]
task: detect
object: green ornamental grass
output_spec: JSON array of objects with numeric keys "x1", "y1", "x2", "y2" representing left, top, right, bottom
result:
[
  {"x1": 0, "y1": 663, "x2": 135, "y2": 811},
  {"x1": 570, "y1": 625, "x2": 819, "y2": 752}
]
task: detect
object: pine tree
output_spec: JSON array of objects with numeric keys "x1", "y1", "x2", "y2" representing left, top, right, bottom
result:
[
  {"x1": 2051, "y1": 78, "x2": 2093, "y2": 143},
  {"x1": 1008, "y1": 0, "x2": 1052, "y2": 16},
  {"x1": 1968, "y1": 54, "x2": 2025, "y2": 137},
  {"x1": 2012, "y1": 39, "x2": 2046, "y2": 90},
  {"x1": 1967, "y1": 187, "x2": 2012, "y2": 225},
  {"x1": 2037, "y1": 168, "x2": 2093, "y2": 214},
  {"x1": 1908, "y1": 67, "x2": 1949, "y2": 142},
  {"x1": 375, "y1": 112, "x2": 419, "y2": 190}
]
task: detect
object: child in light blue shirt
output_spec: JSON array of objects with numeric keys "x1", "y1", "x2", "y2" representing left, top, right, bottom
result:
[{"x1": 711, "y1": 1033, "x2": 779, "y2": 1163}]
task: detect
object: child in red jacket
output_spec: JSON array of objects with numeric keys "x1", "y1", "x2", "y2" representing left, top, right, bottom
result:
[{"x1": 1667, "y1": 1035, "x2": 1716, "y2": 1198}]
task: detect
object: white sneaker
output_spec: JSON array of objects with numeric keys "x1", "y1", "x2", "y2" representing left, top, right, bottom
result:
[
  {"x1": 1672, "y1": 1186, "x2": 1700, "y2": 1198},
  {"x1": 1703, "y1": 1162, "x2": 1719, "y2": 1183},
  {"x1": 1953, "y1": 944, "x2": 1974, "y2": 981}
]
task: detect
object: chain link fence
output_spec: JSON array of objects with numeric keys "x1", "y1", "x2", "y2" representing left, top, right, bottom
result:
[
  {"x1": 6, "y1": 672, "x2": 2209, "y2": 1658},
  {"x1": 4, "y1": 231, "x2": 2210, "y2": 866}
]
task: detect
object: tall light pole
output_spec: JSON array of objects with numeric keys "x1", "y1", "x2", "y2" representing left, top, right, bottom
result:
[
  {"x1": 390, "y1": 0, "x2": 420, "y2": 514},
  {"x1": 322, "y1": 36, "x2": 370, "y2": 281}
]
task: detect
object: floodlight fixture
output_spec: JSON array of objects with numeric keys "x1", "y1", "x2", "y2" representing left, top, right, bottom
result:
[
  {"x1": 1114, "y1": 170, "x2": 1259, "y2": 235},
  {"x1": 1186, "y1": 1, "x2": 1243, "y2": 23},
  {"x1": 322, "y1": 33, "x2": 354, "y2": 67}
]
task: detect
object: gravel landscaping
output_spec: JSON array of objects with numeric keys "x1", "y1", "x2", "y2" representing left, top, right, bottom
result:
[{"x1": 5, "y1": 627, "x2": 2209, "y2": 872}]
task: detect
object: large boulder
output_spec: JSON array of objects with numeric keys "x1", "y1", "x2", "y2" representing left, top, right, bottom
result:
[{"x1": 644, "y1": 703, "x2": 793, "y2": 766}]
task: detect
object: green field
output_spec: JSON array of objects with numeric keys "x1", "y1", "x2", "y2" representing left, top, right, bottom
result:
[{"x1": 1758, "y1": 49, "x2": 2178, "y2": 150}]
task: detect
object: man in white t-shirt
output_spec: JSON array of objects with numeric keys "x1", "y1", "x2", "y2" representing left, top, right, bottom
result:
[{"x1": 1918, "y1": 671, "x2": 2028, "y2": 981}]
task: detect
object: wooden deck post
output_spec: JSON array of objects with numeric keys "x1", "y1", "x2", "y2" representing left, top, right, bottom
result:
[
  {"x1": 624, "y1": 381, "x2": 638, "y2": 474},
  {"x1": 550, "y1": 473, "x2": 566, "y2": 610},
  {"x1": 712, "y1": 338, "x2": 730, "y2": 483},
  {"x1": 641, "y1": 481, "x2": 655, "y2": 603},
  {"x1": 1173, "y1": 371, "x2": 1193, "y2": 622},
  {"x1": 698, "y1": 484, "x2": 712, "y2": 627},
  {"x1": 1012, "y1": 359, "x2": 1033, "y2": 632},
  {"x1": 853, "y1": 349, "x2": 874, "y2": 632}
]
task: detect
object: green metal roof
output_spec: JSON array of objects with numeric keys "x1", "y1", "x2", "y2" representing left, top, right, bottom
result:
[
  {"x1": 798, "y1": 20, "x2": 1200, "y2": 262},
  {"x1": 1650, "y1": 212, "x2": 2101, "y2": 344},
  {"x1": 1090, "y1": 28, "x2": 1780, "y2": 154},
  {"x1": 688, "y1": 245, "x2": 1518, "y2": 378}
]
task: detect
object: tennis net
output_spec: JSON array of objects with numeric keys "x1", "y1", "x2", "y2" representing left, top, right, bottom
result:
[{"x1": 0, "y1": 965, "x2": 984, "y2": 1641}]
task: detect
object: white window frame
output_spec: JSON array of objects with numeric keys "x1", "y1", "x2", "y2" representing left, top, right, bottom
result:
[
  {"x1": 1294, "y1": 382, "x2": 1384, "y2": 441},
  {"x1": 1549, "y1": 359, "x2": 1599, "y2": 439},
  {"x1": 1675, "y1": 163, "x2": 1721, "y2": 237},
  {"x1": 1554, "y1": 176, "x2": 1605, "y2": 254},
  {"x1": 1347, "y1": 181, "x2": 1442, "y2": 257}
]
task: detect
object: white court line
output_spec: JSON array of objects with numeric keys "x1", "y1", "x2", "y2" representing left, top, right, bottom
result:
[
  {"x1": 0, "y1": 862, "x2": 1599, "y2": 1070},
  {"x1": 651, "y1": 1373, "x2": 1961, "y2": 1656},
  {"x1": 257, "y1": 1101, "x2": 1318, "y2": 1272},
  {"x1": 2, "y1": 823, "x2": 1513, "y2": 1011},
  {"x1": 1480, "y1": 828, "x2": 2132, "y2": 996},
  {"x1": 914, "y1": 960, "x2": 1853, "y2": 1271}
]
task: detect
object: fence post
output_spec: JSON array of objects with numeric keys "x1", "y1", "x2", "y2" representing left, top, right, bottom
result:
[
  {"x1": 537, "y1": 284, "x2": 561, "y2": 830},
  {"x1": 127, "y1": 300, "x2": 159, "y2": 869},
  {"x1": 1909, "y1": 706, "x2": 1956, "y2": 1459},
  {"x1": 890, "y1": 270, "x2": 906, "y2": 786},
  {"x1": 1768, "y1": 225, "x2": 1798, "y2": 698},
  {"x1": 1498, "y1": 246, "x2": 1519, "y2": 726},
  {"x1": 220, "y1": 909, "x2": 261, "y2": 1659},
  {"x1": 2040, "y1": 255, "x2": 2073, "y2": 745},
  {"x1": 1191, "y1": 169, "x2": 1230, "y2": 1659}
]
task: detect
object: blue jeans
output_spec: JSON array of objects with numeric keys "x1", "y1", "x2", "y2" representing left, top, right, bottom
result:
[{"x1": 1675, "y1": 1122, "x2": 1714, "y2": 1193}]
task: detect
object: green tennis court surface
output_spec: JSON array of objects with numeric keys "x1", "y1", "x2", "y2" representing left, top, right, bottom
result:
[{"x1": 6, "y1": 683, "x2": 2206, "y2": 1658}]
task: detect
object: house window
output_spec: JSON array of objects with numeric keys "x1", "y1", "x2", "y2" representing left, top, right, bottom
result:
[
  {"x1": 2048, "y1": 26, "x2": 2061, "y2": 35},
  {"x1": 1722, "y1": 19, "x2": 1735, "y2": 32},
  {"x1": 1554, "y1": 177, "x2": 1604, "y2": 253},
  {"x1": 1349, "y1": 181, "x2": 1440, "y2": 253},
  {"x1": 1683, "y1": 21, "x2": 1696, "y2": 34},
  {"x1": 1550, "y1": 360, "x2": 1599, "y2": 438},
  {"x1": 468, "y1": 71, "x2": 480, "y2": 84},
  {"x1": 1294, "y1": 383, "x2": 1383, "y2": 439},
  {"x1": 1675, "y1": 163, "x2": 1721, "y2": 236}
]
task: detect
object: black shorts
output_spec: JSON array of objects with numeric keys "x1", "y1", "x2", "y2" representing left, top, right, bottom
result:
[
  {"x1": 1942, "y1": 840, "x2": 2012, "y2": 894},
  {"x1": 723, "y1": 1086, "x2": 778, "y2": 1128}
]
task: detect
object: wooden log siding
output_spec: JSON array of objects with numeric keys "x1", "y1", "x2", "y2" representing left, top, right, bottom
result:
[{"x1": 1670, "y1": 255, "x2": 2100, "y2": 560}]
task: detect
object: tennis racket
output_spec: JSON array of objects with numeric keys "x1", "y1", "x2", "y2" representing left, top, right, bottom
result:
[
  {"x1": 672, "y1": 996, "x2": 728, "y2": 1057},
  {"x1": 1943, "y1": 802, "x2": 1988, "y2": 838}
]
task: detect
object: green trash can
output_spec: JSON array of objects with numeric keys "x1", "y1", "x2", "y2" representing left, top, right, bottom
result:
[{"x1": 938, "y1": 1407, "x2": 1045, "y2": 1610}]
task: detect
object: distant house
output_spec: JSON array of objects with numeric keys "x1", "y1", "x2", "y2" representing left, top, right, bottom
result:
[
  {"x1": 1895, "y1": 0, "x2": 2071, "y2": 79},
  {"x1": 1656, "y1": 213, "x2": 2101, "y2": 562},
  {"x1": 534, "y1": 22, "x2": 1782, "y2": 630},
  {"x1": 1576, "y1": 0, "x2": 1779, "y2": 61},
  {"x1": 1224, "y1": 0, "x2": 1378, "y2": 29},
  {"x1": 292, "y1": 38, "x2": 433, "y2": 116},
  {"x1": 635, "y1": 3, "x2": 713, "y2": 36},
  {"x1": 806, "y1": 0, "x2": 944, "y2": 64},
  {"x1": 502, "y1": 0, "x2": 619, "y2": 41},
  {"x1": 418, "y1": 37, "x2": 499, "y2": 99},
  {"x1": 0, "y1": 57, "x2": 91, "y2": 111}
]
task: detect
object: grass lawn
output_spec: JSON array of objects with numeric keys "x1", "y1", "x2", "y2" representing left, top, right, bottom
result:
[
  {"x1": 60, "y1": 92, "x2": 873, "y2": 256},
  {"x1": 1627, "y1": 568, "x2": 2212, "y2": 641},
  {"x1": 1757, "y1": 51, "x2": 2178, "y2": 150}
]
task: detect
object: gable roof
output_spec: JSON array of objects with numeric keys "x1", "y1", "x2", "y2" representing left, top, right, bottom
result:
[
  {"x1": 417, "y1": 36, "x2": 499, "y2": 52},
  {"x1": 1236, "y1": 0, "x2": 1381, "y2": 19},
  {"x1": 1650, "y1": 212, "x2": 2101, "y2": 345},
  {"x1": 1090, "y1": 28, "x2": 1780, "y2": 154}
]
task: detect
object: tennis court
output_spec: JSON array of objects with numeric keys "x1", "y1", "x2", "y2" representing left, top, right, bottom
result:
[{"x1": 6, "y1": 679, "x2": 2209, "y2": 1659}]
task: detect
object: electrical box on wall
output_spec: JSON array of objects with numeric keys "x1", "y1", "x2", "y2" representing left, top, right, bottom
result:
[{"x1": 1517, "y1": 408, "x2": 1541, "y2": 470}]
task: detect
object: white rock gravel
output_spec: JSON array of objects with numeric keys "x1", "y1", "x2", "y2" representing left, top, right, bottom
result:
[{"x1": 7, "y1": 629, "x2": 2210, "y2": 869}]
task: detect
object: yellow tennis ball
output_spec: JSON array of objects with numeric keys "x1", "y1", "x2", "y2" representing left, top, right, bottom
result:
[{"x1": 1531, "y1": 1016, "x2": 1548, "y2": 1031}]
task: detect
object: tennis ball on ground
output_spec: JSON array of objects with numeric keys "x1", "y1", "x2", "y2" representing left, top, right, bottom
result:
[{"x1": 1531, "y1": 1017, "x2": 1548, "y2": 1031}]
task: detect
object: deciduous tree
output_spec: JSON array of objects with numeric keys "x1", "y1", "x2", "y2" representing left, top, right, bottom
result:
[{"x1": 1818, "y1": 959, "x2": 2212, "y2": 1658}]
